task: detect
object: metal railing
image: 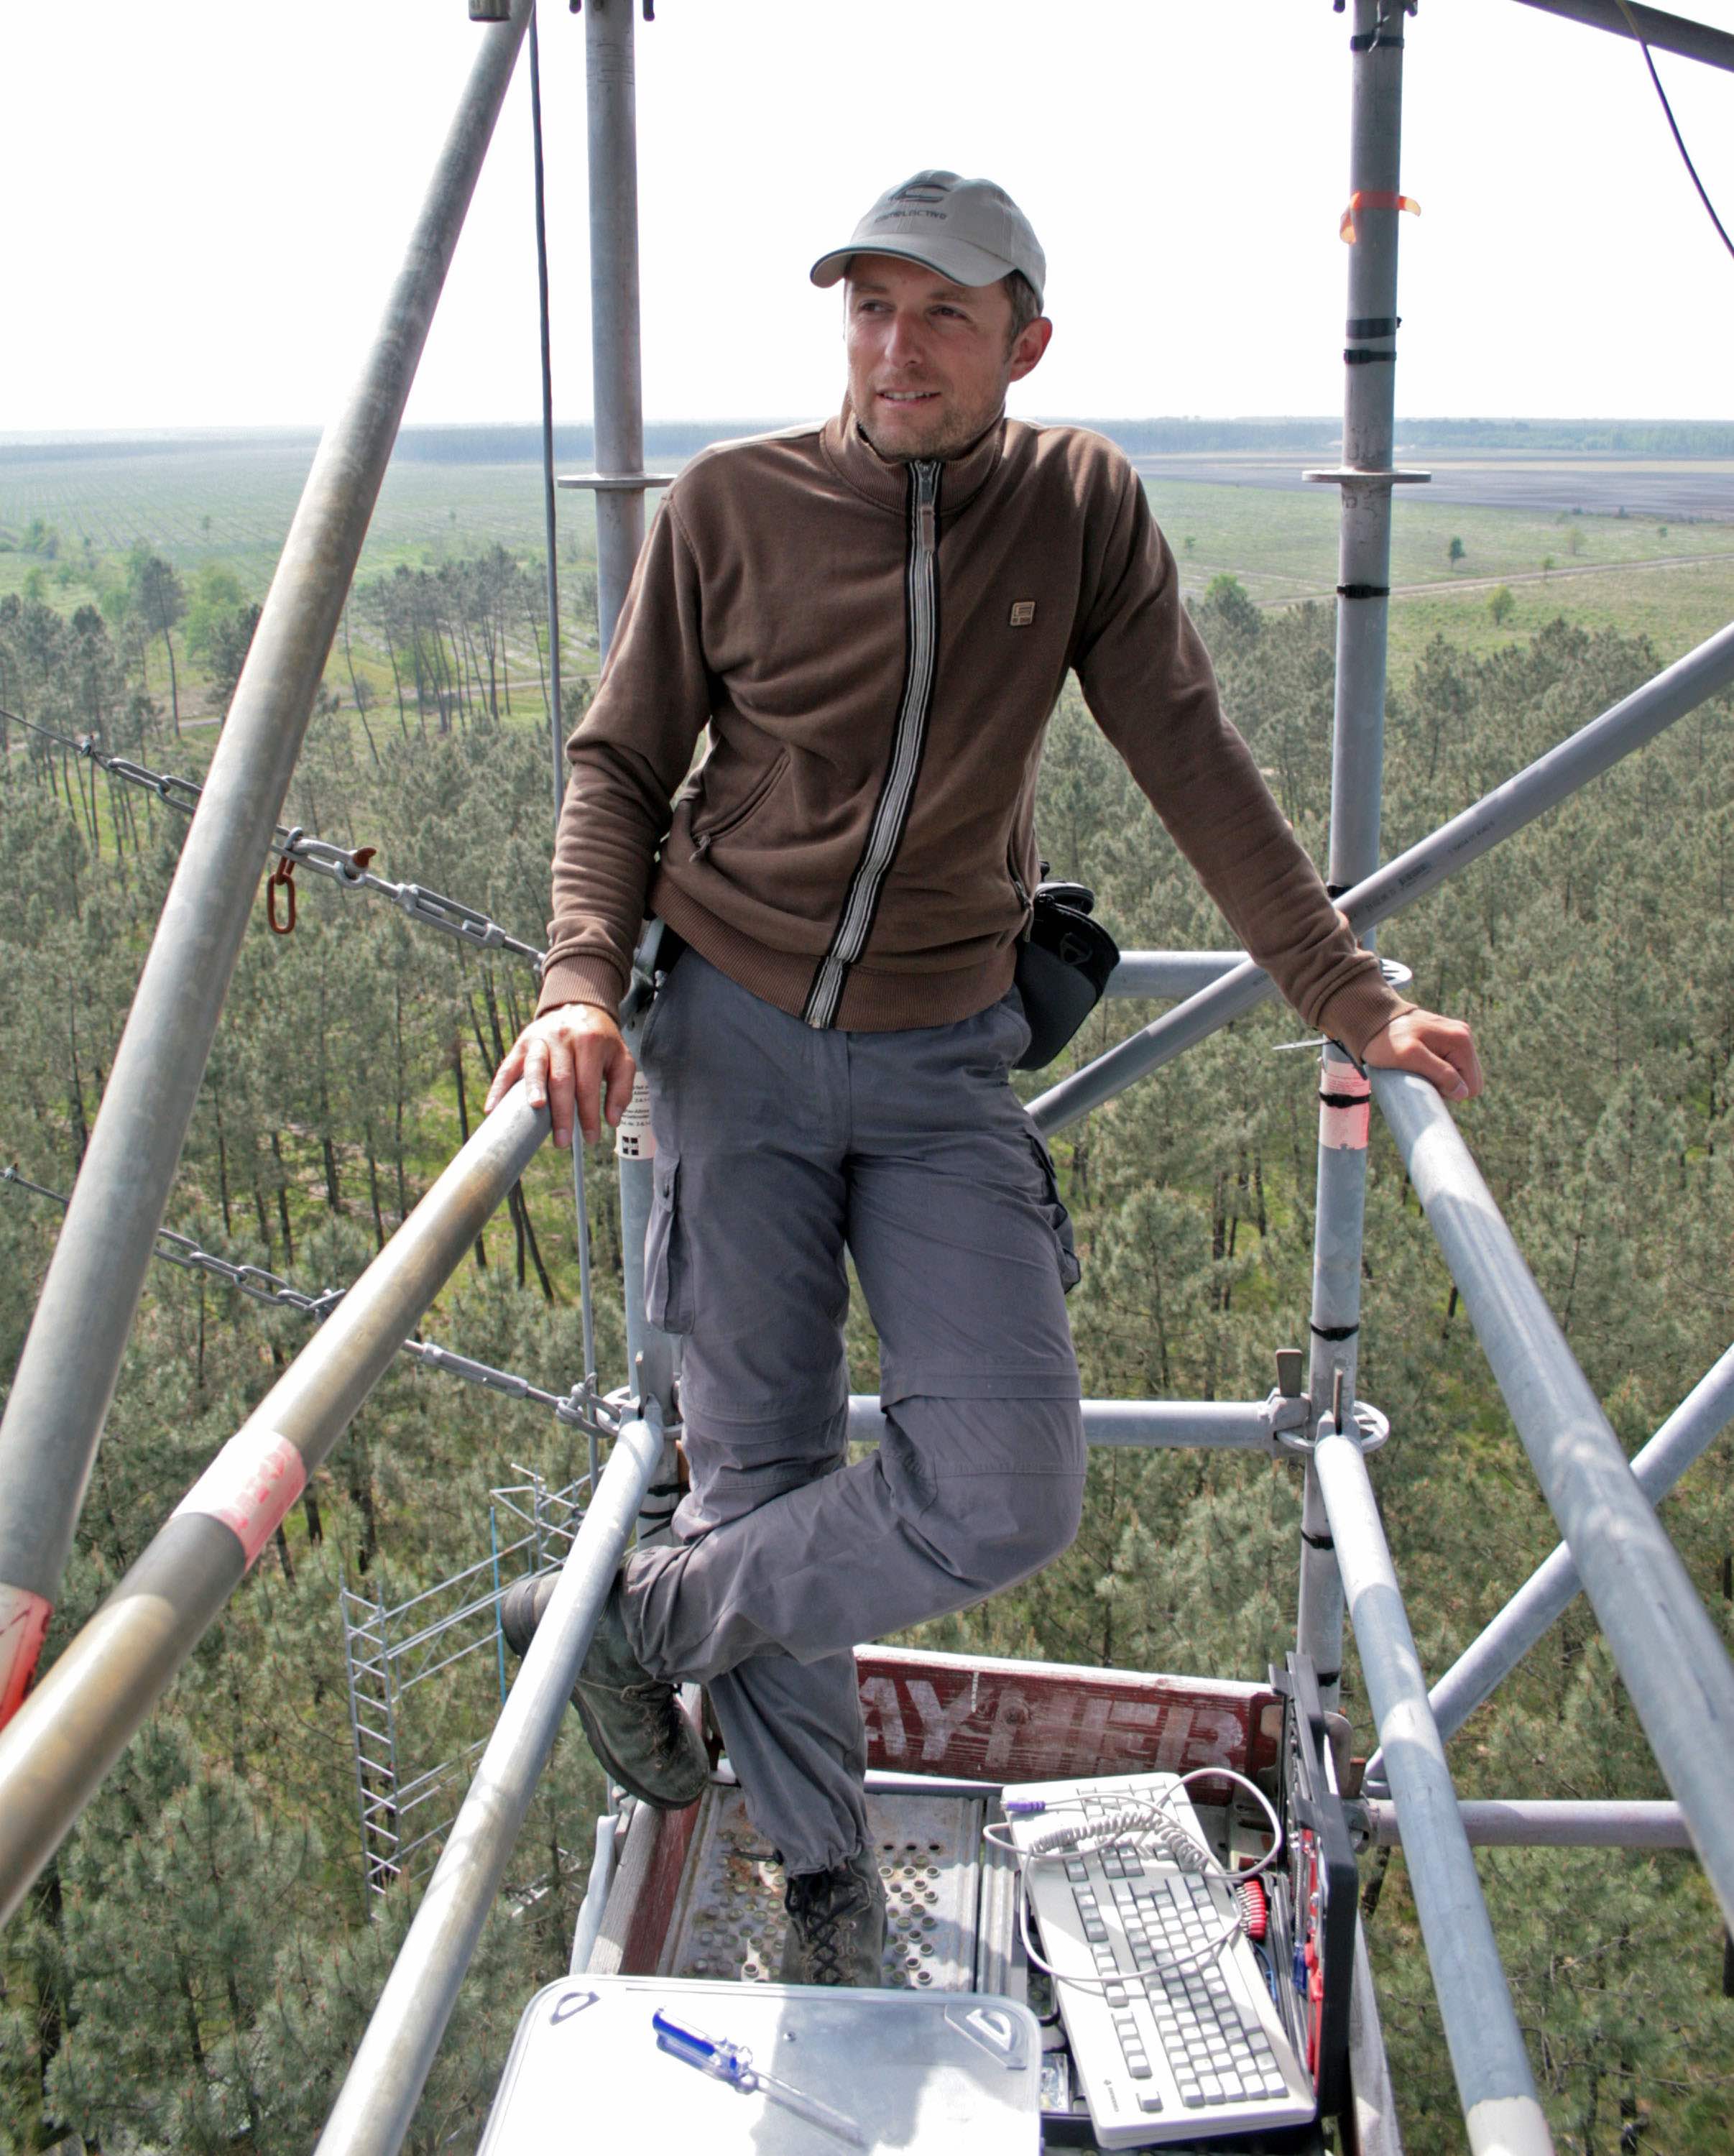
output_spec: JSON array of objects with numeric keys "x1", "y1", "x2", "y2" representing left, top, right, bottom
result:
[
  {"x1": 0, "y1": 0, "x2": 536, "y2": 1720},
  {"x1": 314, "y1": 1408, "x2": 665, "y2": 2156},
  {"x1": 1371, "y1": 1069, "x2": 1734, "y2": 1929},
  {"x1": 0, "y1": 1082, "x2": 548, "y2": 1927}
]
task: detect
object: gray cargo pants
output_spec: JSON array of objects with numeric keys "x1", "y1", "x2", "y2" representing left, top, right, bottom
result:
[{"x1": 620, "y1": 951, "x2": 1086, "y2": 1876}]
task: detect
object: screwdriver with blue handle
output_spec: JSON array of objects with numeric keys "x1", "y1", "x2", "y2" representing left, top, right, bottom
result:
[{"x1": 652, "y1": 2009, "x2": 868, "y2": 2147}]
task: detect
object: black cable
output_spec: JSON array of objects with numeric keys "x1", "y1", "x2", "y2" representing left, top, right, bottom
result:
[
  {"x1": 528, "y1": 0, "x2": 568, "y2": 819},
  {"x1": 1615, "y1": 0, "x2": 1734, "y2": 265}
]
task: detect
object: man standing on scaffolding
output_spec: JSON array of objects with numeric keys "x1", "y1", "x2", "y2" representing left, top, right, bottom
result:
[{"x1": 487, "y1": 171, "x2": 1481, "y2": 1986}]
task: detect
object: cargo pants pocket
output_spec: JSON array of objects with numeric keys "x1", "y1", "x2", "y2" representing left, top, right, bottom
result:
[
  {"x1": 1027, "y1": 1133, "x2": 1083, "y2": 1294},
  {"x1": 643, "y1": 1148, "x2": 694, "y2": 1333}
]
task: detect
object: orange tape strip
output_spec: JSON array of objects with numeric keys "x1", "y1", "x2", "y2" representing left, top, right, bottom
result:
[{"x1": 1339, "y1": 190, "x2": 1420, "y2": 244}]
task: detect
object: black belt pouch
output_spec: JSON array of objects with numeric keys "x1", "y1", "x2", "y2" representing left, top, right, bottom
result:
[{"x1": 1013, "y1": 883, "x2": 1120, "y2": 1072}]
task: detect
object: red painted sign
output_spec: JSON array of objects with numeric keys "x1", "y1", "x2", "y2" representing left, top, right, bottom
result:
[{"x1": 856, "y1": 1646, "x2": 1281, "y2": 1790}]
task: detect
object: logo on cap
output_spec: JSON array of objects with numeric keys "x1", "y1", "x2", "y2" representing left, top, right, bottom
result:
[{"x1": 1010, "y1": 601, "x2": 1036, "y2": 627}]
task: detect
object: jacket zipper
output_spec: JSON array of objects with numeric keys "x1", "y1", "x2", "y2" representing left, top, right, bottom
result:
[
  {"x1": 803, "y1": 459, "x2": 941, "y2": 1028},
  {"x1": 1008, "y1": 847, "x2": 1031, "y2": 911}
]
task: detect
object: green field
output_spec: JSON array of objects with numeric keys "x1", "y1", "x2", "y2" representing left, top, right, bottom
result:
[
  {"x1": 1140, "y1": 471, "x2": 1734, "y2": 670},
  {"x1": 5, "y1": 436, "x2": 1730, "y2": 734},
  {"x1": 0, "y1": 443, "x2": 600, "y2": 596}
]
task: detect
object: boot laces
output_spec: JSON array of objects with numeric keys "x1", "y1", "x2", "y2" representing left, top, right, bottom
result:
[{"x1": 787, "y1": 1863, "x2": 877, "y2": 1984}]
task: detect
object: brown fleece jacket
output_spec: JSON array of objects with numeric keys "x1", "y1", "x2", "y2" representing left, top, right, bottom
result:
[{"x1": 539, "y1": 405, "x2": 1410, "y2": 1056}]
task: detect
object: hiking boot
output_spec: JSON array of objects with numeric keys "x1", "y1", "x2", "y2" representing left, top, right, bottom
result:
[
  {"x1": 499, "y1": 1566, "x2": 707, "y2": 1812},
  {"x1": 778, "y1": 1846, "x2": 887, "y2": 1986}
]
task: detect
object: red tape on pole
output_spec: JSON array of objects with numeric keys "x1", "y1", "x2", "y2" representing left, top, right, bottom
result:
[
  {"x1": 0, "y1": 1585, "x2": 52, "y2": 1723},
  {"x1": 1339, "y1": 190, "x2": 1420, "y2": 244},
  {"x1": 172, "y1": 1430, "x2": 308, "y2": 1570},
  {"x1": 1320, "y1": 1067, "x2": 1373, "y2": 1151}
]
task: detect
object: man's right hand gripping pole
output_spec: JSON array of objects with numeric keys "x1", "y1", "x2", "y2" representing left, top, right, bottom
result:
[{"x1": 486, "y1": 1003, "x2": 638, "y2": 1150}]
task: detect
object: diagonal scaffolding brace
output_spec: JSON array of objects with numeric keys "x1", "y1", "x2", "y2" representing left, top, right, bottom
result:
[{"x1": 1029, "y1": 617, "x2": 1734, "y2": 1138}]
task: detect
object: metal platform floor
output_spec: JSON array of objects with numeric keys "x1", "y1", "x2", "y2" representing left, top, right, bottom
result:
[{"x1": 659, "y1": 1784, "x2": 989, "y2": 1990}]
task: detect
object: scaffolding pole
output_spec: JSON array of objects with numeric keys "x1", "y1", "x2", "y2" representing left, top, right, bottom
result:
[
  {"x1": 1373, "y1": 1069, "x2": 1734, "y2": 1930},
  {"x1": 1511, "y1": 0, "x2": 1734, "y2": 74},
  {"x1": 0, "y1": 1087, "x2": 549, "y2": 1928},
  {"x1": 559, "y1": 0, "x2": 682, "y2": 1539},
  {"x1": 845, "y1": 1395, "x2": 1299, "y2": 1450},
  {"x1": 581, "y1": 0, "x2": 652, "y2": 651},
  {"x1": 1297, "y1": 0, "x2": 1409, "y2": 1710},
  {"x1": 1104, "y1": 951, "x2": 1242, "y2": 1000},
  {"x1": 1365, "y1": 1340, "x2": 1734, "y2": 1789},
  {"x1": 1028, "y1": 617, "x2": 1734, "y2": 1137},
  {"x1": 1314, "y1": 1425, "x2": 1555, "y2": 2156},
  {"x1": 0, "y1": 0, "x2": 533, "y2": 1727},
  {"x1": 315, "y1": 1407, "x2": 665, "y2": 2156},
  {"x1": 1358, "y1": 1799, "x2": 1692, "y2": 1850}
]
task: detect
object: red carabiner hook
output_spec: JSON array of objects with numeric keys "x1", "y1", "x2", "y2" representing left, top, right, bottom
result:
[{"x1": 267, "y1": 856, "x2": 298, "y2": 934}]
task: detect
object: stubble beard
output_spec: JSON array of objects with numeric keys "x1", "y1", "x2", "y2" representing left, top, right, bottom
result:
[{"x1": 859, "y1": 394, "x2": 1005, "y2": 464}]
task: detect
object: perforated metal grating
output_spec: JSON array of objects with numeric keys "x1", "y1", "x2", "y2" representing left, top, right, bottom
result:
[{"x1": 660, "y1": 1784, "x2": 986, "y2": 1991}]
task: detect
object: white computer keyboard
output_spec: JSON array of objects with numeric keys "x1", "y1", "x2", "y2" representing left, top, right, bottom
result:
[{"x1": 1002, "y1": 1772, "x2": 1314, "y2": 2148}]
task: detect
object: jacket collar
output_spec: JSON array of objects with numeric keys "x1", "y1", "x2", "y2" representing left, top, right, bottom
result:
[{"x1": 821, "y1": 398, "x2": 1005, "y2": 518}]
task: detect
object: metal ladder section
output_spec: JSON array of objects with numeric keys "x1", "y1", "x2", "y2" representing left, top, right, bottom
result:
[{"x1": 338, "y1": 1467, "x2": 591, "y2": 1897}]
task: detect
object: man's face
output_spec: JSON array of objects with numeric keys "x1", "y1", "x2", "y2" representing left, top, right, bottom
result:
[{"x1": 844, "y1": 253, "x2": 1051, "y2": 462}]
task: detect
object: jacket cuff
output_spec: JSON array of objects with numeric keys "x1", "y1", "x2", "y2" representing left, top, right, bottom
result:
[
  {"x1": 1316, "y1": 973, "x2": 1416, "y2": 1064},
  {"x1": 536, "y1": 954, "x2": 628, "y2": 1020}
]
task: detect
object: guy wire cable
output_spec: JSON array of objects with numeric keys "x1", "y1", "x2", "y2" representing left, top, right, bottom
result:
[{"x1": 1614, "y1": 0, "x2": 1734, "y2": 264}]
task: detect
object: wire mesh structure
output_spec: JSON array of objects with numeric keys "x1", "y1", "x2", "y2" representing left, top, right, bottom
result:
[
  {"x1": 339, "y1": 1468, "x2": 591, "y2": 1899},
  {"x1": 1, "y1": 6, "x2": 1733, "y2": 2156}
]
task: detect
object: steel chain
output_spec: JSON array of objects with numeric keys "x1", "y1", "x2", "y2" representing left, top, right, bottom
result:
[
  {"x1": 2, "y1": 1166, "x2": 617, "y2": 1439},
  {"x1": 3, "y1": 709, "x2": 544, "y2": 973}
]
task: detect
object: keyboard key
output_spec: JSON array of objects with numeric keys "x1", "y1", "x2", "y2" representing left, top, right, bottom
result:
[
  {"x1": 1138, "y1": 2093, "x2": 1164, "y2": 2114},
  {"x1": 1126, "y1": 2054, "x2": 1153, "y2": 2079}
]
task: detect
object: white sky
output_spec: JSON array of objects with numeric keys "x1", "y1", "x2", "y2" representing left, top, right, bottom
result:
[{"x1": 6, "y1": 0, "x2": 1734, "y2": 433}]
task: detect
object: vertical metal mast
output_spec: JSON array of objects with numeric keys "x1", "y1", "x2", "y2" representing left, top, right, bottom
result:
[
  {"x1": 526, "y1": 1, "x2": 601, "y2": 1395},
  {"x1": 1295, "y1": 0, "x2": 1419, "y2": 1708},
  {"x1": 558, "y1": 0, "x2": 682, "y2": 1536},
  {"x1": 581, "y1": 0, "x2": 652, "y2": 654},
  {"x1": 0, "y1": 1, "x2": 532, "y2": 1728}
]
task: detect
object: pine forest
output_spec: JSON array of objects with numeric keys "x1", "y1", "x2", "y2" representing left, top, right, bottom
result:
[{"x1": 2, "y1": 461, "x2": 1733, "y2": 2155}]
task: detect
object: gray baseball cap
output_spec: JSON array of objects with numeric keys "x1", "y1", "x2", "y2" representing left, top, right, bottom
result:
[{"x1": 810, "y1": 170, "x2": 1046, "y2": 307}]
